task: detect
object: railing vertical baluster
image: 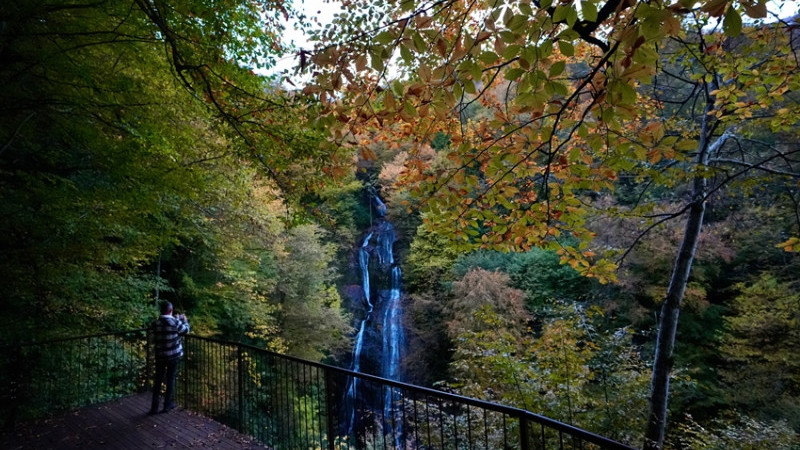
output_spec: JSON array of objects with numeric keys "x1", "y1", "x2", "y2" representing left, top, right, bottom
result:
[
  {"x1": 325, "y1": 367, "x2": 336, "y2": 450},
  {"x1": 221, "y1": 344, "x2": 225, "y2": 416},
  {"x1": 314, "y1": 366, "x2": 322, "y2": 447},
  {"x1": 217, "y1": 342, "x2": 221, "y2": 415},
  {"x1": 303, "y1": 363, "x2": 310, "y2": 446},
  {"x1": 424, "y1": 395, "x2": 432, "y2": 449},
  {"x1": 268, "y1": 354, "x2": 273, "y2": 444},
  {"x1": 401, "y1": 387, "x2": 407, "y2": 449},
  {"x1": 182, "y1": 339, "x2": 188, "y2": 408},
  {"x1": 484, "y1": 408, "x2": 489, "y2": 450},
  {"x1": 503, "y1": 413, "x2": 508, "y2": 449},
  {"x1": 301, "y1": 362, "x2": 308, "y2": 449},
  {"x1": 541, "y1": 422, "x2": 546, "y2": 449},
  {"x1": 237, "y1": 346, "x2": 244, "y2": 433},
  {"x1": 381, "y1": 385, "x2": 387, "y2": 450},
  {"x1": 299, "y1": 360, "x2": 306, "y2": 448},
  {"x1": 452, "y1": 400, "x2": 459, "y2": 450},
  {"x1": 412, "y1": 391, "x2": 419, "y2": 449},
  {"x1": 283, "y1": 357, "x2": 290, "y2": 446},
  {"x1": 146, "y1": 329, "x2": 151, "y2": 399},
  {"x1": 286, "y1": 357, "x2": 292, "y2": 447},
  {"x1": 520, "y1": 415, "x2": 530, "y2": 450},
  {"x1": 205, "y1": 339, "x2": 210, "y2": 414},
  {"x1": 467, "y1": 405, "x2": 473, "y2": 448},
  {"x1": 211, "y1": 341, "x2": 216, "y2": 414},
  {"x1": 274, "y1": 354, "x2": 281, "y2": 446},
  {"x1": 438, "y1": 397, "x2": 445, "y2": 450}
]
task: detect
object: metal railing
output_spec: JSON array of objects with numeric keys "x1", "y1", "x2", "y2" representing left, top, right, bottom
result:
[
  {"x1": 1, "y1": 330, "x2": 636, "y2": 449},
  {"x1": 179, "y1": 334, "x2": 636, "y2": 450},
  {"x1": 0, "y1": 329, "x2": 148, "y2": 429}
]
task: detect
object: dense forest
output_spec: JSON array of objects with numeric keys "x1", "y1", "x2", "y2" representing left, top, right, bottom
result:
[{"x1": 1, "y1": 0, "x2": 799, "y2": 448}]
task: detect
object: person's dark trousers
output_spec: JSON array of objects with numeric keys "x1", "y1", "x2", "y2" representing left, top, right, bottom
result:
[{"x1": 150, "y1": 357, "x2": 180, "y2": 413}]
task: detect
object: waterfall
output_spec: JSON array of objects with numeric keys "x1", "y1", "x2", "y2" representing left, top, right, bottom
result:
[
  {"x1": 359, "y1": 232, "x2": 374, "y2": 312},
  {"x1": 344, "y1": 195, "x2": 406, "y2": 444},
  {"x1": 382, "y1": 266, "x2": 403, "y2": 381},
  {"x1": 345, "y1": 232, "x2": 374, "y2": 435},
  {"x1": 381, "y1": 265, "x2": 405, "y2": 447}
]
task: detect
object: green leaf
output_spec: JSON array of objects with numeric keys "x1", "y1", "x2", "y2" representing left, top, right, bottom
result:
[
  {"x1": 370, "y1": 51, "x2": 384, "y2": 71},
  {"x1": 582, "y1": 1, "x2": 598, "y2": 22},
  {"x1": 566, "y1": 6, "x2": 579, "y2": 27},
  {"x1": 676, "y1": 139, "x2": 698, "y2": 151},
  {"x1": 400, "y1": 45, "x2": 413, "y2": 64},
  {"x1": 504, "y1": 67, "x2": 525, "y2": 81},
  {"x1": 464, "y1": 79, "x2": 477, "y2": 94},
  {"x1": 550, "y1": 81, "x2": 568, "y2": 96},
  {"x1": 558, "y1": 40, "x2": 574, "y2": 57},
  {"x1": 538, "y1": 40, "x2": 553, "y2": 58},
  {"x1": 723, "y1": 8, "x2": 742, "y2": 37},
  {"x1": 553, "y1": 4, "x2": 570, "y2": 23},
  {"x1": 509, "y1": 14, "x2": 528, "y2": 33},
  {"x1": 502, "y1": 44, "x2": 522, "y2": 60},
  {"x1": 412, "y1": 31, "x2": 426, "y2": 52},
  {"x1": 375, "y1": 31, "x2": 395, "y2": 45},
  {"x1": 549, "y1": 61, "x2": 566, "y2": 77},
  {"x1": 587, "y1": 134, "x2": 604, "y2": 151},
  {"x1": 479, "y1": 51, "x2": 500, "y2": 65}
]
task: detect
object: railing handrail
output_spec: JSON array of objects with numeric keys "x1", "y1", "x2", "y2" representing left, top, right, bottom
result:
[
  {"x1": 185, "y1": 333, "x2": 636, "y2": 450},
  {"x1": 0, "y1": 328, "x2": 148, "y2": 350}
]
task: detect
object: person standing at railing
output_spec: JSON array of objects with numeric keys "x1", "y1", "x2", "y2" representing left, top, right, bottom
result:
[{"x1": 149, "y1": 301, "x2": 190, "y2": 415}]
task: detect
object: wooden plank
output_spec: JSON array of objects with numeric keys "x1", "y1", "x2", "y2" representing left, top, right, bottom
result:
[{"x1": 0, "y1": 393, "x2": 268, "y2": 449}]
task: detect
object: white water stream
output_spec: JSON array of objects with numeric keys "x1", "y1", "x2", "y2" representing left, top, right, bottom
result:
[{"x1": 344, "y1": 196, "x2": 405, "y2": 444}]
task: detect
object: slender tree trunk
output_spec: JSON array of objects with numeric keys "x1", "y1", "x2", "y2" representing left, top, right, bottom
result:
[
  {"x1": 643, "y1": 193, "x2": 705, "y2": 449},
  {"x1": 643, "y1": 82, "x2": 732, "y2": 448}
]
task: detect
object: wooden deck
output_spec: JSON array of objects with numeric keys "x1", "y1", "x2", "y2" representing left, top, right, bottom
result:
[{"x1": 0, "y1": 393, "x2": 268, "y2": 449}]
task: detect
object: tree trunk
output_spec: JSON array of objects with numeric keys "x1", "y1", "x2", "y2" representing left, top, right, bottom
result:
[
  {"x1": 643, "y1": 194, "x2": 705, "y2": 450},
  {"x1": 643, "y1": 87, "x2": 732, "y2": 448}
]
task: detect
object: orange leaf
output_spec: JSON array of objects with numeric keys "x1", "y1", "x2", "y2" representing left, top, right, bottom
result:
[{"x1": 436, "y1": 38, "x2": 448, "y2": 57}]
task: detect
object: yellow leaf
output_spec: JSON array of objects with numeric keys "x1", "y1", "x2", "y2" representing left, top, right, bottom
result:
[{"x1": 776, "y1": 237, "x2": 800, "y2": 252}]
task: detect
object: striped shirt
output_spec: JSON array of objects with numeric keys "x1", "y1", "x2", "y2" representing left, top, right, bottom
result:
[{"x1": 152, "y1": 315, "x2": 190, "y2": 360}]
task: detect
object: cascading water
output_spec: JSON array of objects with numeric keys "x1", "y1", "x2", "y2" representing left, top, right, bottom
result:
[
  {"x1": 345, "y1": 232, "x2": 374, "y2": 435},
  {"x1": 381, "y1": 265, "x2": 405, "y2": 447},
  {"x1": 344, "y1": 195, "x2": 406, "y2": 444},
  {"x1": 359, "y1": 232, "x2": 375, "y2": 311}
]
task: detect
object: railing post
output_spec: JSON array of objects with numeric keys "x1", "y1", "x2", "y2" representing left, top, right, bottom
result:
[
  {"x1": 145, "y1": 328, "x2": 152, "y2": 393},
  {"x1": 237, "y1": 345, "x2": 244, "y2": 433},
  {"x1": 181, "y1": 341, "x2": 188, "y2": 408},
  {"x1": 520, "y1": 415, "x2": 530, "y2": 450},
  {"x1": 324, "y1": 367, "x2": 336, "y2": 450}
]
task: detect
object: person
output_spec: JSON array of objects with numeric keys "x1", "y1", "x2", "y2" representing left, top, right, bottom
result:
[{"x1": 149, "y1": 301, "x2": 190, "y2": 415}]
